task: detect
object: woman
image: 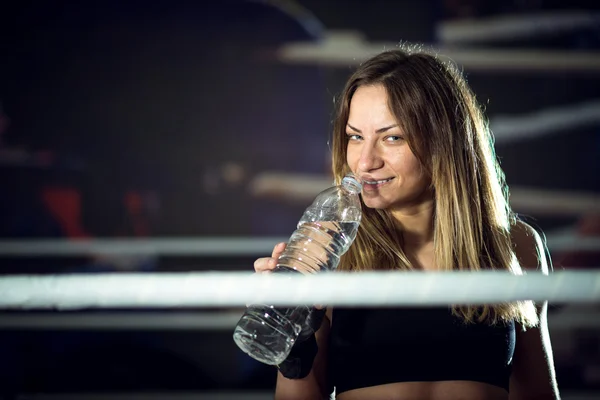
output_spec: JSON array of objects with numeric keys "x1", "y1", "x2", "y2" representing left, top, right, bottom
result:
[{"x1": 254, "y1": 47, "x2": 559, "y2": 399}]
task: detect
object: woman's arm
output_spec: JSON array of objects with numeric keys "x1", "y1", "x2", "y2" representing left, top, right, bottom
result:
[
  {"x1": 509, "y1": 221, "x2": 560, "y2": 400},
  {"x1": 255, "y1": 244, "x2": 332, "y2": 399},
  {"x1": 275, "y1": 309, "x2": 332, "y2": 400}
]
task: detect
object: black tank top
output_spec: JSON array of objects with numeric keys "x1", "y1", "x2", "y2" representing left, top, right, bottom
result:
[{"x1": 329, "y1": 307, "x2": 515, "y2": 395}]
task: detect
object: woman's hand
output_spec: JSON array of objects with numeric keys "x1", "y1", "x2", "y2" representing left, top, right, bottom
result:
[
  {"x1": 253, "y1": 242, "x2": 286, "y2": 273},
  {"x1": 254, "y1": 242, "x2": 326, "y2": 310}
]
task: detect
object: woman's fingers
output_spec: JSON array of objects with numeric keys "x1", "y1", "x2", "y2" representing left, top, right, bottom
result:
[
  {"x1": 253, "y1": 257, "x2": 275, "y2": 273},
  {"x1": 271, "y1": 242, "x2": 287, "y2": 258},
  {"x1": 253, "y1": 242, "x2": 287, "y2": 274},
  {"x1": 252, "y1": 242, "x2": 325, "y2": 310}
]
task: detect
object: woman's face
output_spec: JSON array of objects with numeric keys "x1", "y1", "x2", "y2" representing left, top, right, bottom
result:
[{"x1": 346, "y1": 84, "x2": 432, "y2": 212}]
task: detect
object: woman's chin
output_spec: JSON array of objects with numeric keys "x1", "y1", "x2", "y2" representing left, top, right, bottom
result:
[{"x1": 362, "y1": 198, "x2": 389, "y2": 210}]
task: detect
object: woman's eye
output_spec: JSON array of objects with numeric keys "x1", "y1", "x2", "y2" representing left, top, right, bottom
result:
[
  {"x1": 346, "y1": 134, "x2": 362, "y2": 141},
  {"x1": 385, "y1": 135, "x2": 403, "y2": 142}
]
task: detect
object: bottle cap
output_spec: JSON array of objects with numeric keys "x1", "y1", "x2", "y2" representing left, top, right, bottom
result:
[{"x1": 342, "y1": 174, "x2": 362, "y2": 194}]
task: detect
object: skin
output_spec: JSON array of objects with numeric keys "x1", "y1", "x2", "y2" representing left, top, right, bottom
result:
[{"x1": 253, "y1": 84, "x2": 559, "y2": 399}]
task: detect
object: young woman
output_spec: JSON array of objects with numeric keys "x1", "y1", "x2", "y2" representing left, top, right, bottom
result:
[{"x1": 254, "y1": 47, "x2": 559, "y2": 400}]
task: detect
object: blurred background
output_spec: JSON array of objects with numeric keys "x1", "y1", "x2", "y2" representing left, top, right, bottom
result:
[{"x1": 0, "y1": 0, "x2": 599, "y2": 398}]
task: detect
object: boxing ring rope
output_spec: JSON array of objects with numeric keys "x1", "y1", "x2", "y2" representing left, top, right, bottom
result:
[
  {"x1": 437, "y1": 11, "x2": 600, "y2": 45},
  {"x1": 277, "y1": 30, "x2": 600, "y2": 72},
  {"x1": 0, "y1": 237, "x2": 290, "y2": 257},
  {"x1": 1, "y1": 271, "x2": 598, "y2": 310},
  {"x1": 4, "y1": 272, "x2": 594, "y2": 400},
  {"x1": 0, "y1": 233, "x2": 598, "y2": 257},
  {"x1": 491, "y1": 99, "x2": 600, "y2": 143},
  {"x1": 248, "y1": 173, "x2": 600, "y2": 217},
  {"x1": 1, "y1": 307, "x2": 598, "y2": 331}
]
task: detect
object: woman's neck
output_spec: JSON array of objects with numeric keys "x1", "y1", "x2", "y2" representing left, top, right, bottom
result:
[{"x1": 390, "y1": 199, "x2": 435, "y2": 250}]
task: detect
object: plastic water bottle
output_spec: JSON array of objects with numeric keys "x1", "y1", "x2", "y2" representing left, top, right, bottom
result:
[{"x1": 233, "y1": 174, "x2": 362, "y2": 365}]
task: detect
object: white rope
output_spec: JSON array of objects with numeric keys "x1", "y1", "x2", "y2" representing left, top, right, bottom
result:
[
  {"x1": 437, "y1": 12, "x2": 600, "y2": 44},
  {"x1": 1, "y1": 234, "x2": 592, "y2": 257},
  {"x1": 0, "y1": 208, "x2": 598, "y2": 259},
  {"x1": 0, "y1": 237, "x2": 288, "y2": 257},
  {"x1": 0, "y1": 309, "x2": 597, "y2": 331},
  {"x1": 491, "y1": 100, "x2": 600, "y2": 143},
  {"x1": 0, "y1": 235, "x2": 593, "y2": 257},
  {"x1": 277, "y1": 31, "x2": 600, "y2": 72},
  {"x1": 508, "y1": 188, "x2": 600, "y2": 216},
  {"x1": 0, "y1": 311, "x2": 242, "y2": 330},
  {"x1": 0, "y1": 271, "x2": 598, "y2": 310},
  {"x1": 22, "y1": 392, "x2": 273, "y2": 400},
  {"x1": 250, "y1": 172, "x2": 600, "y2": 217}
]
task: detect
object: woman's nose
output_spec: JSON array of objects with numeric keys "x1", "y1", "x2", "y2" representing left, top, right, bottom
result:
[{"x1": 358, "y1": 144, "x2": 383, "y2": 172}]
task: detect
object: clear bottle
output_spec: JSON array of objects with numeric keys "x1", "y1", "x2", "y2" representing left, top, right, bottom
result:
[{"x1": 233, "y1": 174, "x2": 362, "y2": 365}]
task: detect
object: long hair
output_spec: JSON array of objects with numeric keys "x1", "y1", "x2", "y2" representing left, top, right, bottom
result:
[{"x1": 331, "y1": 46, "x2": 537, "y2": 327}]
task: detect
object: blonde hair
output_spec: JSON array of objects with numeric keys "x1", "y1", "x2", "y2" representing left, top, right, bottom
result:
[{"x1": 331, "y1": 46, "x2": 537, "y2": 327}]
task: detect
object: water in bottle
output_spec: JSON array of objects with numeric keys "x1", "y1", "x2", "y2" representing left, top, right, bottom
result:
[{"x1": 233, "y1": 174, "x2": 362, "y2": 365}]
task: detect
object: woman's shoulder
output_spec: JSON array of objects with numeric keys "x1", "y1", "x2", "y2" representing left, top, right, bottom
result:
[{"x1": 510, "y1": 219, "x2": 549, "y2": 274}]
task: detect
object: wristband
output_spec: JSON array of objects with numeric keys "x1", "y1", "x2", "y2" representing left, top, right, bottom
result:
[
  {"x1": 277, "y1": 332, "x2": 318, "y2": 379},
  {"x1": 277, "y1": 307, "x2": 326, "y2": 379}
]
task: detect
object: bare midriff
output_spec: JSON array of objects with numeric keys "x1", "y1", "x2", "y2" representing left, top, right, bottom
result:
[{"x1": 336, "y1": 380, "x2": 508, "y2": 400}]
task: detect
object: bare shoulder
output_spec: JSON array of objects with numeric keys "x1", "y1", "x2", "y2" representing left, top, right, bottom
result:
[
  {"x1": 509, "y1": 221, "x2": 560, "y2": 399},
  {"x1": 511, "y1": 220, "x2": 549, "y2": 275}
]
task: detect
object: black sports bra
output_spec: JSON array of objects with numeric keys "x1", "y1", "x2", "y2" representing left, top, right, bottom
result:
[{"x1": 329, "y1": 307, "x2": 515, "y2": 395}]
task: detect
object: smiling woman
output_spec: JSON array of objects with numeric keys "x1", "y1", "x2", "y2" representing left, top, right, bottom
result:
[{"x1": 253, "y1": 44, "x2": 560, "y2": 400}]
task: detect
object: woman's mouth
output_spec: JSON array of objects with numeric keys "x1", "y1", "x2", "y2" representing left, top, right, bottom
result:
[{"x1": 362, "y1": 177, "x2": 393, "y2": 190}]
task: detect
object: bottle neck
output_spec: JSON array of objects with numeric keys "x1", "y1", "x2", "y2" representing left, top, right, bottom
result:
[{"x1": 341, "y1": 176, "x2": 362, "y2": 194}]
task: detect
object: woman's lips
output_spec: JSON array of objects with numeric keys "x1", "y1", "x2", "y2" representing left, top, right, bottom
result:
[{"x1": 362, "y1": 177, "x2": 393, "y2": 190}]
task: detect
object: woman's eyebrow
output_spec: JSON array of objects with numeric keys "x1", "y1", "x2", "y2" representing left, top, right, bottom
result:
[{"x1": 346, "y1": 123, "x2": 399, "y2": 134}]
